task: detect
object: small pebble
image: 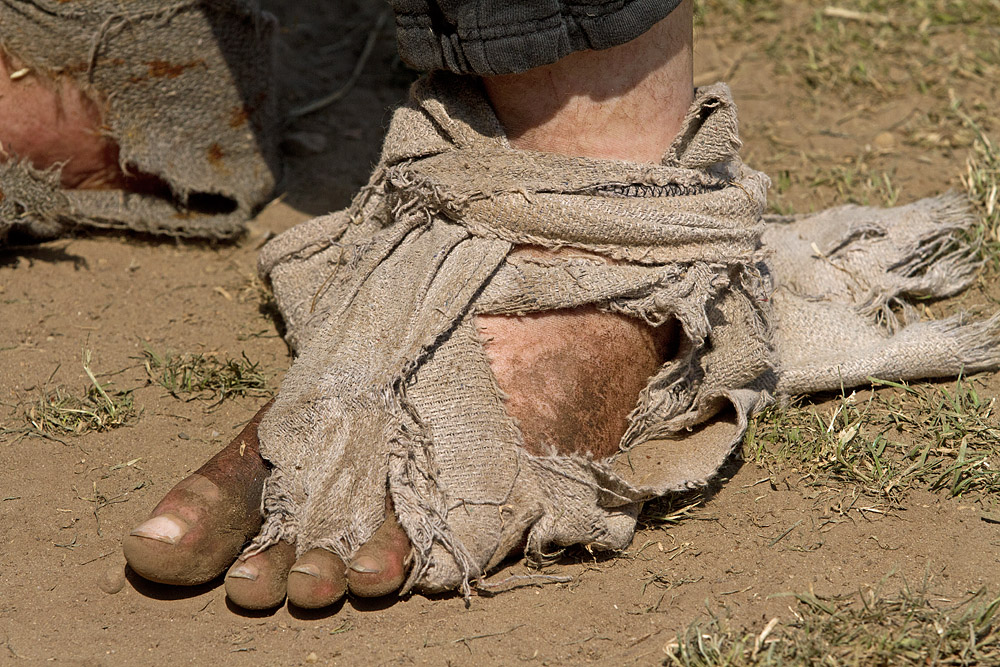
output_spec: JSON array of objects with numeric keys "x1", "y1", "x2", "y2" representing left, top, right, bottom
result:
[
  {"x1": 281, "y1": 131, "x2": 327, "y2": 156},
  {"x1": 305, "y1": 653, "x2": 319, "y2": 664},
  {"x1": 98, "y1": 565, "x2": 127, "y2": 595},
  {"x1": 177, "y1": 432, "x2": 190, "y2": 440},
  {"x1": 874, "y1": 131, "x2": 896, "y2": 151}
]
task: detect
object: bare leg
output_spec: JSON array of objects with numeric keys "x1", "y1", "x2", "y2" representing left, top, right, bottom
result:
[
  {"x1": 479, "y1": 2, "x2": 693, "y2": 456},
  {"x1": 125, "y1": 1, "x2": 695, "y2": 609},
  {"x1": 482, "y1": 3, "x2": 693, "y2": 164}
]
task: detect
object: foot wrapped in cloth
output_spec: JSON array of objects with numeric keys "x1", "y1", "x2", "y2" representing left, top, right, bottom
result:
[
  {"x1": 253, "y1": 72, "x2": 772, "y2": 596},
  {"x1": 0, "y1": 0, "x2": 280, "y2": 242},
  {"x1": 253, "y1": 73, "x2": 999, "y2": 597}
]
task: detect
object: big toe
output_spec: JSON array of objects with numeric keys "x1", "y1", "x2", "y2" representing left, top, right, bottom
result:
[
  {"x1": 225, "y1": 541, "x2": 297, "y2": 610},
  {"x1": 124, "y1": 404, "x2": 271, "y2": 586},
  {"x1": 123, "y1": 473, "x2": 260, "y2": 585},
  {"x1": 347, "y1": 511, "x2": 412, "y2": 598},
  {"x1": 124, "y1": 511, "x2": 199, "y2": 581},
  {"x1": 286, "y1": 549, "x2": 348, "y2": 609}
]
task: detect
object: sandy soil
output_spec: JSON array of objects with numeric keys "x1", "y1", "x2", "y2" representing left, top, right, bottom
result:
[{"x1": 1, "y1": 2, "x2": 998, "y2": 665}]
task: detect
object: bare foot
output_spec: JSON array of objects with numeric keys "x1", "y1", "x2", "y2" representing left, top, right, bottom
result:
[
  {"x1": 123, "y1": 402, "x2": 271, "y2": 585},
  {"x1": 0, "y1": 48, "x2": 125, "y2": 189}
]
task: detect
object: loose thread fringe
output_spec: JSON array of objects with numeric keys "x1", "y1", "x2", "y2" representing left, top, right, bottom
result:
[
  {"x1": 944, "y1": 312, "x2": 1000, "y2": 371},
  {"x1": 849, "y1": 195, "x2": 981, "y2": 332}
]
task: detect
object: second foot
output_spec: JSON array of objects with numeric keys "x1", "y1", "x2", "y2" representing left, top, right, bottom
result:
[{"x1": 0, "y1": 48, "x2": 124, "y2": 189}]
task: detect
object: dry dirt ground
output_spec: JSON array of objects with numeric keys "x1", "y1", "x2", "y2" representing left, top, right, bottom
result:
[{"x1": 2, "y1": 1, "x2": 999, "y2": 665}]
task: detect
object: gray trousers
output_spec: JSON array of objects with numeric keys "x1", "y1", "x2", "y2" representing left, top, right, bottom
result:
[{"x1": 391, "y1": 0, "x2": 682, "y2": 76}]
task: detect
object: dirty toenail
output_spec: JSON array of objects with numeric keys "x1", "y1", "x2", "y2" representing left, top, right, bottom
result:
[
  {"x1": 289, "y1": 564, "x2": 321, "y2": 578},
  {"x1": 349, "y1": 557, "x2": 381, "y2": 574},
  {"x1": 227, "y1": 564, "x2": 258, "y2": 581},
  {"x1": 129, "y1": 515, "x2": 186, "y2": 545}
]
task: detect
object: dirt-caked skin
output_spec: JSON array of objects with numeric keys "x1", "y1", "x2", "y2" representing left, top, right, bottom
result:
[{"x1": 122, "y1": 401, "x2": 272, "y2": 586}]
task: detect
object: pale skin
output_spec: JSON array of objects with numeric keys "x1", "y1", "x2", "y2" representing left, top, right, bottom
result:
[{"x1": 0, "y1": 1, "x2": 694, "y2": 609}]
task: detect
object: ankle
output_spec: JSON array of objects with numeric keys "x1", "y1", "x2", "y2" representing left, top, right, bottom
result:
[{"x1": 481, "y1": 1, "x2": 694, "y2": 164}]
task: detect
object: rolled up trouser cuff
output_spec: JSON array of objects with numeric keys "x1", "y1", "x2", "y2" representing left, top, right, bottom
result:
[{"x1": 391, "y1": 0, "x2": 683, "y2": 76}]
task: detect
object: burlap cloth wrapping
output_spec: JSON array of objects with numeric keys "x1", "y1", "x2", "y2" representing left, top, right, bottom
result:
[
  {"x1": 0, "y1": 0, "x2": 280, "y2": 242},
  {"x1": 252, "y1": 73, "x2": 999, "y2": 596}
]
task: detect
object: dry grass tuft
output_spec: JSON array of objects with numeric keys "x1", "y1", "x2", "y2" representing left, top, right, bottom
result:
[
  {"x1": 23, "y1": 351, "x2": 136, "y2": 436},
  {"x1": 665, "y1": 581, "x2": 1000, "y2": 666},
  {"x1": 640, "y1": 491, "x2": 706, "y2": 529},
  {"x1": 142, "y1": 346, "x2": 270, "y2": 403},
  {"x1": 959, "y1": 115, "x2": 1000, "y2": 267}
]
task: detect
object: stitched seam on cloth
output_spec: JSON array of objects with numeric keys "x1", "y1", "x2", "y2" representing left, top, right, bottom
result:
[
  {"x1": 387, "y1": 171, "x2": 741, "y2": 215},
  {"x1": 394, "y1": 0, "x2": 660, "y2": 33},
  {"x1": 394, "y1": 6, "x2": 629, "y2": 42}
]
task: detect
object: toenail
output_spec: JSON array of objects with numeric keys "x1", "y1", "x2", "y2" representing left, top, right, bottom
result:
[
  {"x1": 129, "y1": 515, "x2": 186, "y2": 545},
  {"x1": 349, "y1": 557, "x2": 381, "y2": 574},
  {"x1": 289, "y1": 564, "x2": 320, "y2": 578},
  {"x1": 227, "y1": 564, "x2": 258, "y2": 581}
]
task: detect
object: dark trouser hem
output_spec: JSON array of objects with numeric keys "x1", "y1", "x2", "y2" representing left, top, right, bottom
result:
[{"x1": 391, "y1": 0, "x2": 682, "y2": 76}]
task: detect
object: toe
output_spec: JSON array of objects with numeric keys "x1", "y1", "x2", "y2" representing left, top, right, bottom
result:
[
  {"x1": 123, "y1": 401, "x2": 272, "y2": 586},
  {"x1": 286, "y1": 549, "x2": 348, "y2": 609},
  {"x1": 347, "y1": 510, "x2": 412, "y2": 598},
  {"x1": 123, "y1": 474, "x2": 254, "y2": 585},
  {"x1": 225, "y1": 541, "x2": 297, "y2": 610}
]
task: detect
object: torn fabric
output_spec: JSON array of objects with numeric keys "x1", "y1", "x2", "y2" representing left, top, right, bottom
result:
[{"x1": 252, "y1": 73, "x2": 999, "y2": 595}]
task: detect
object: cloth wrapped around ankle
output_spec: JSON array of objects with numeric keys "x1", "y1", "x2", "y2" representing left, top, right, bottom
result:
[{"x1": 252, "y1": 73, "x2": 999, "y2": 595}]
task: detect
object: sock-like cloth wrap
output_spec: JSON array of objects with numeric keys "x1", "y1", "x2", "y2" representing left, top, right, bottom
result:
[
  {"x1": 252, "y1": 73, "x2": 999, "y2": 596},
  {"x1": 0, "y1": 0, "x2": 280, "y2": 242}
]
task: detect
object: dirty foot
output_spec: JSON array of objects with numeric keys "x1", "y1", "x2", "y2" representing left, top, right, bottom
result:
[
  {"x1": 125, "y1": 3, "x2": 692, "y2": 610},
  {"x1": 123, "y1": 402, "x2": 271, "y2": 585},
  {"x1": 124, "y1": 300, "x2": 672, "y2": 609}
]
